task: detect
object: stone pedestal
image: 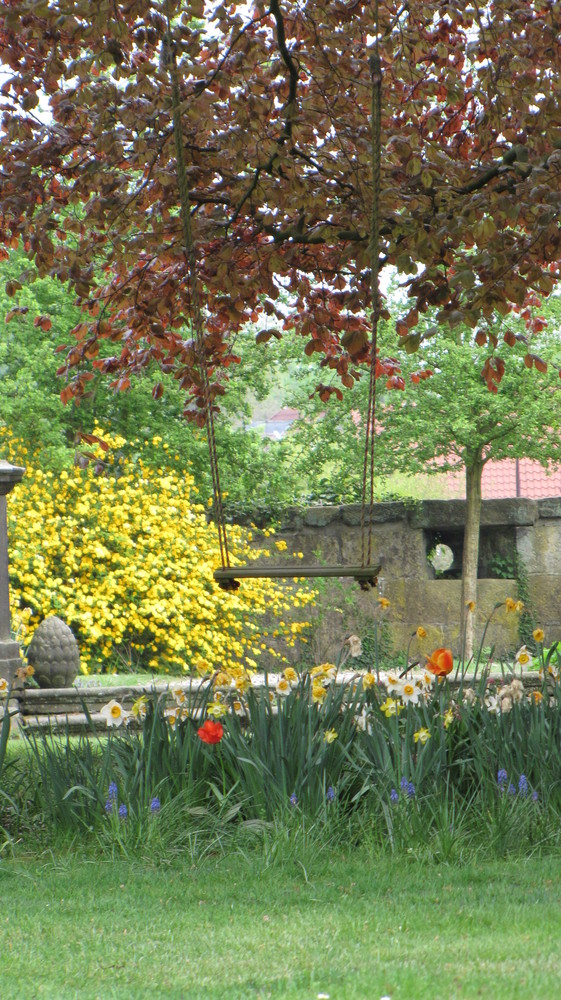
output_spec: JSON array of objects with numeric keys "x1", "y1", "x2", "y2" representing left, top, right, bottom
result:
[{"x1": 0, "y1": 461, "x2": 26, "y2": 684}]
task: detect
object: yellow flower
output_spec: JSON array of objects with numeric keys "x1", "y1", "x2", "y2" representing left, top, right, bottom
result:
[
  {"x1": 323, "y1": 729, "x2": 338, "y2": 744},
  {"x1": 206, "y1": 700, "x2": 228, "y2": 718},
  {"x1": 0, "y1": 677, "x2": 8, "y2": 696},
  {"x1": 379, "y1": 697, "x2": 398, "y2": 717},
  {"x1": 465, "y1": 600, "x2": 476, "y2": 613},
  {"x1": 378, "y1": 597, "x2": 390, "y2": 610},
  {"x1": 416, "y1": 626, "x2": 427, "y2": 639},
  {"x1": 283, "y1": 667, "x2": 298, "y2": 684},
  {"x1": 312, "y1": 663, "x2": 336, "y2": 677},
  {"x1": 533, "y1": 628, "x2": 545, "y2": 644},
  {"x1": 361, "y1": 672, "x2": 377, "y2": 689},
  {"x1": 506, "y1": 598, "x2": 523, "y2": 613},
  {"x1": 530, "y1": 690, "x2": 543, "y2": 704},
  {"x1": 414, "y1": 727, "x2": 431, "y2": 744},
  {"x1": 214, "y1": 671, "x2": 232, "y2": 689},
  {"x1": 131, "y1": 695, "x2": 148, "y2": 719},
  {"x1": 312, "y1": 681, "x2": 327, "y2": 703},
  {"x1": 442, "y1": 707, "x2": 454, "y2": 729},
  {"x1": 276, "y1": 678, "x2": 291, "y2": 697}
]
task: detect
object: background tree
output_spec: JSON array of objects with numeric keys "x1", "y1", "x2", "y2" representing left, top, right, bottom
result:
[
  {"x1": 0, "y1": 250, "x2": 307, "y2": 510},
  {"x1": 374, "y1": 328, "x2": 561, "y2": 657},
  {"x1": 1, "y1": 1, "x2": 561, "y2": 419}
]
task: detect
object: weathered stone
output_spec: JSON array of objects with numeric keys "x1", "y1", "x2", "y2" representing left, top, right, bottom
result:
[
  {"x1": 340, "y1": 522, "x2": 428, "y2": 579},
  {"x1": 525, "y1": 575, "x2": 561, "y2": 633},
  {"x1": 303, "y1": 506, "x2": 341, "y2": 528},
  {"x1": 27, "y1": 616, "x2": 80, "y2": 689},
  {"x1": 409, "y1": 498, "x2": 538, "y2": 529},
  {"x1": 380, "y1": 578, "x2": 519, "y2": 656},
  {"x1": 341, "y1": 501, "x2": 408, "y2": 526},
  {"x1": 537, "y1": 498, "x2": 561, "y2": 520},
  {"x1": 517, "y1": 523, "x2": 561, "y2": 576},
  {"x1": 481, "y1": 498, "x2": 538, "y2": 526}
]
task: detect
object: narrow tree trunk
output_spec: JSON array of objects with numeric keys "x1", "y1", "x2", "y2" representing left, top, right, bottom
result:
[{"x1": 461, "y1": 456, "x2": 484, "y2": 661}]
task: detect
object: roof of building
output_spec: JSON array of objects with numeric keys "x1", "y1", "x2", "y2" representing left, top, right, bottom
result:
[{"x1": 445, "y1": 458, "x2": 561, "y2": 499}]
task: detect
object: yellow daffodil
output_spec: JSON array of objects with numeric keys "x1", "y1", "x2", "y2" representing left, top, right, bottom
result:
[
  {"x1": 416, "y1": 626, "x2": 427, "y2": 639},
  {"x1": 465, "y1": 600, "x2": 476, "y2": 613},
  {"x1": 414, "y1": 727, "x2": 431, "y2": 744},
  {"x1": 131, "y1": 695, "x2": 148, "y2": 719},
  {"x1": 379, "y1": 697, "x2": 398, "y2": 717},
  {"x1": 362, "y1": 672, "x2": 377, "y2": 689},
  {"x1": 283, "y1": 667, "x2": 298, "y2": 684},
  {"x1": 378, "y1": 597, "x2": 390, "y2": 610},
  {"x1": 324, "y1": 729, "x2": 338, "y2": 744},
  {"x1": 533, "y1": 628, "x2": 545, "y2": 644},
  {"x1": 311, "y1": 681, "x2": 328, "y2": 704},
  {"x1": 206, "y1": 700, "x2": 228, "y2": 719},
  {"x1": 442, "y1": 707, "x2": 454, "y2": 729}
]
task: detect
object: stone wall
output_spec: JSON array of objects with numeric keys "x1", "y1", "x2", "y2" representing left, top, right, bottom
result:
[{"x1": 248, "y1": 497, "x2": 561, "y2": 658}]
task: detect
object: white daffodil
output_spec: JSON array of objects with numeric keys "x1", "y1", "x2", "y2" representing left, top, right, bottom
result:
[
  {"x1": 169, "y1": 685, "x2": 186, "y2": 705},
  {"x1": 514, "y1": 645, "x2": 531, "y2": 670},
  {"x1": 400, "y1": 681, "x2": 420, "y2": 705},
  {"x1": 164, "y1": 706, "x2": 181, "y2": 727},
  {"x1": 485, "y1": 694, "x2": 500, "y2": 714},
  {"x1": 0, "y1": 677, "x2": 8, "y2": 696},
  {"x1": 276, "y1": 678, "x2": 291, "y2": 697},
  {"x1": 385, "y1": 671, "x2": 405, "y2": 697},
  {"x1": 99, "y1": 700, "x2": 131, "y2": 728}
]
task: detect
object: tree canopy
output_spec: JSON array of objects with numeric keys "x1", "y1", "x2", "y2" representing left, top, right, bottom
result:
[{"x1": 1, "y1": 1, "x2": 561, "y2": 416}]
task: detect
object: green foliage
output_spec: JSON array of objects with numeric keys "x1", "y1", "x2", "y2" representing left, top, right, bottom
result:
[{"x1": 5, "y1": 658, "x2": 561, "y2": 868}]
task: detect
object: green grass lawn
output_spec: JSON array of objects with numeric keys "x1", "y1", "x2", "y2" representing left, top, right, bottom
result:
[{"x1": 1, "y1": 848, "x2": 561, "y2": 1000}]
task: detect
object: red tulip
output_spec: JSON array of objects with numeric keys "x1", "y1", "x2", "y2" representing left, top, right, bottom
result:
[
  {"x1": 425, "y1": 647, "x2": 454, "y2": 677},
  {"x1": 197, "y1": 719, "x2": 224, "y2": 744}
]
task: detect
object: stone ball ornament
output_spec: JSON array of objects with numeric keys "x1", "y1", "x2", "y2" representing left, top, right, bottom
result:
[{"x1": 26, "y1": 616, "x2": 80, "y2": 688}]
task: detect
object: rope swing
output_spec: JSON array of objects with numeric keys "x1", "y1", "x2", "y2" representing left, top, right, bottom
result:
[{"x1": 166, "y1": 8, "x2": 383, "y2": 593}]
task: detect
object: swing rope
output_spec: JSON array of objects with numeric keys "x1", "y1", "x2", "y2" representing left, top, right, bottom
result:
[
  {"x1": 165, "y1": 4, "x2": 382, "y2": 590},
  {"x1": 164, "y1": 8, "x2": 231, "y2": 571},
  {"x1": 361, "y1": 4, "x2": 383, "y2": 572}
]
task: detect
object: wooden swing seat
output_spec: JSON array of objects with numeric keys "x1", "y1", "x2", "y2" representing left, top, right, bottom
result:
[{"x1": 214, "y1": 564, "x2": 381, "y2": 592}]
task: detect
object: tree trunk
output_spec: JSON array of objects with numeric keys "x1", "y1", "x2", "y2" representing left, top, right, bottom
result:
[{"x1": 461, "y1": 456, "x2": 484, "y2": 661}]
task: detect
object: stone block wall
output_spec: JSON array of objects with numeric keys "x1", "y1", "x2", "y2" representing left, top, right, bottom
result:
[{"x1": 247, "y1": 497, "x2": 561, "y2": 658}]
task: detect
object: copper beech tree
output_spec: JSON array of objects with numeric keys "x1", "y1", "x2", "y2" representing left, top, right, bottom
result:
[{"x1": 1, "y1": 0, "x2": 561, "y2": 418}]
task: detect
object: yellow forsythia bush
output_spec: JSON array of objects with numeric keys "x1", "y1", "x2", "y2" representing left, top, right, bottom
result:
[{"x1": 6, "y1": 431, "x2": 314, "y2": 674}]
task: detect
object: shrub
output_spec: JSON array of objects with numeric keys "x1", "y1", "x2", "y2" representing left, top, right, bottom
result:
[{"x1": 6, "y1": 431, "x2": 314, "y2": 674}]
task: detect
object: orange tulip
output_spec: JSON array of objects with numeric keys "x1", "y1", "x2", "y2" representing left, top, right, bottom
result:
[{"x1": 425, "y1": 647, "x2": 454, "y2": 677}]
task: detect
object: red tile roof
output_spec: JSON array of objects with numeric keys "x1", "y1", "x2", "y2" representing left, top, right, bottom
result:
[{"x1": 444, "y1": 458, "x2": 561, "y2": 499}]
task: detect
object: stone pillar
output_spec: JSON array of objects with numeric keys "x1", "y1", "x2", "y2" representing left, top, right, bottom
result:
[{"x1": 0, "y1": 460, "x2": 26, "y2": 682}]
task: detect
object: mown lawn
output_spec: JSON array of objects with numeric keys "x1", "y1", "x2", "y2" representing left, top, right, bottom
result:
[{"x1": 1, "y1": 849, "x2": 561, "y2": 1000}]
